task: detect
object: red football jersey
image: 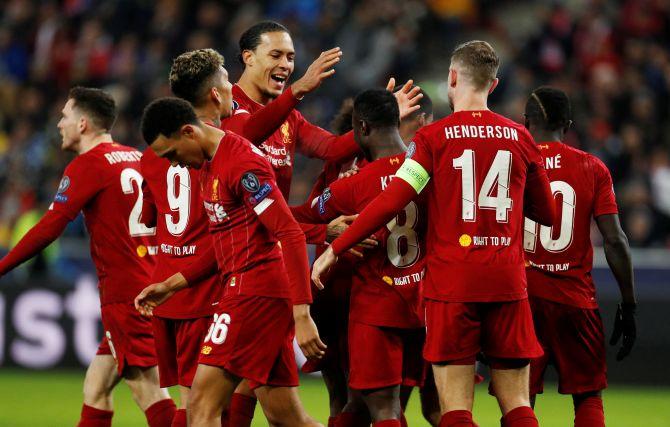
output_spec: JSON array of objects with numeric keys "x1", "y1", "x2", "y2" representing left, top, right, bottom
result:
[
  {"x1": 406, "y1": 110, "x2": 551, "y2": 302},
  {"x1": 524, "y1": 142, "x2": 618, "y2": 309},
  {"x1": 221, "y1": 84, "x2": 359, "y2": 198},
  {"x1": 200, "y1": 132, "x2": 311, "y2": 304},
  {"x1": 312, "y1": 154, "x2": 425, "y2": 328},
  {"x1": 140, "y1": 149, "x2": 221, "y2": 318},
  {"x1": 50, "y1": 142, "x2": 157, "y2": 304}
]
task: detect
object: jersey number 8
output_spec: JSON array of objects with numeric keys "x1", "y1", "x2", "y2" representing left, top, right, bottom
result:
[{"x1": 386, "y1": 201, "x2": 420, "y2": 268}]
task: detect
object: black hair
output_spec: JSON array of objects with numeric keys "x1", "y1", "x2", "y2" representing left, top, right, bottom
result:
[
  {"x1": 68, "y1": 86, "x2": 117, "y2": 131},
  {"x1": 353, "y1": 89, "x2": 400, "y2": 129},
  {"x1": 330, "y1": 98, "x2": 354, "y2": 135},
  {"x1": 525, "y1": 86, "x2": 571, "y2": 131},
  {"x1": 141, "y1": 97, "x2": 198, "y2": 145},
  {"x1": 238, "y1": 21, "x2": 290, "y2": 64},
  {"x1": 393, "y1": 85, "x2": 433, "y2": 119}
]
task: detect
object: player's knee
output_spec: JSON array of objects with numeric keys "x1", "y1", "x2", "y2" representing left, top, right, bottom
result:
[
  {"x1": 362, "y1": 387, "x2": 401, "y2": 421},
  {"x1": 188, "y1": 387, "x2": 219, "y2": 421},
  {"x1": 82, "y1": 374, "x2": 113, "y2": 408}
]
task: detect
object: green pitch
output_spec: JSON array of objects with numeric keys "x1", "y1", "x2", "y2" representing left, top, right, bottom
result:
[{"x1": 0, "y1": 369, "x2": 667, "y2": 426}]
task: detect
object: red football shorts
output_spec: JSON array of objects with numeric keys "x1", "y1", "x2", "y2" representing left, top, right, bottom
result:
[
  {"x1": 424, "y1": 298, "x2": 543, "y2": 364},
  {"x1": 198, "y1": 294, "x2": 299, "y2": 388},
  {"x1": 152, "y1": 316, "x2": 211, "y2": 388},
  {"x1": 348, "y1": 321, "x2": 427, "y2": 390},
  {"x1": 97, "y1": 302, "x2": 157, "y2": 375},
  {"x1": 529, "y1": 296, "x2": 607, "y2": 395}
]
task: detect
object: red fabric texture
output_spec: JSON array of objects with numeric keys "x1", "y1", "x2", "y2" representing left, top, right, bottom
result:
[
  {"x1": 309, "y1": 155, "x2": 426, "y2": 328},
  {"x1": 152, "y1": 316, "x2": 212, "y2": 388},
  {"x1": 574, "y1": 396, "x2": 605, "y2": 427},
  {"x1": 439, "y1": 410, "x2": 475, "y2": 427},
  {"x1": 335, "y1": 411, "x2": 372, "y2": 427},
  {"x1": 200, "y1": 133, "x2": 311, "y2": 304},
  {"x1": 373, "y1": 420, "x2": 401, "y2": 427},
  {"x1": 144, "y1": 399, "x2": 176, "y2": 427},
  {"x1": 348, "y1": 321, "x2": 426, "y2": 390},
  {"x1": 197, "y1": 294, "x2": 298, "y2": 387},
  {"x1": 423, "y1": 299, "x2": 542, "y2": 363},
  {"x1": 140, "y1": 149, "x2": 221, "y2": 318},
  {"x1": 97, "y1": 302, "x2": 157, "y2": 375},
  {"x1": 171, "y1": 409, "x2": 187, "y2": 427},
  {"x1": 77, "y1": 404, "x2": 113, "y2": 427},
  {"x1": 502, "y1": 406, "x2": 538, "y2": 427},
  {"x1": 529, "y1": 296, "x2": 607, "y2": 395},
  {"x1": 0, "y1": 142, "x2": 157, "y2": 304},
  {"x1": 228, "y1": 393, "x2": 257, "y2": 427},
  {"x1": 222, "y1": 84, "x2": 360, "y2": 198},
  {"x1": 526, "y1": 141, "x2": 619, "y2": 309}
]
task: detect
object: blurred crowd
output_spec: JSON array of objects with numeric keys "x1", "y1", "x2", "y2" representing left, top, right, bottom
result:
[{"x1": 0, "y1": 0, "x2": 668, "y2": 277}]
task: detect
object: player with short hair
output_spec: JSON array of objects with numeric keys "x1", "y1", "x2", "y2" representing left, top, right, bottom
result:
[
  {"x1": 162, "y1": 46, "x2": 360, "y2": 426},
  {"x1": 300, "y1": 89, "x2": 428, "y2": 427},
  {"x1": 0, "y1": 87, "x2": 176, "y2": 427},
  {"x1": 312, "y1": 41, "x2": 555, "y2": 427},
  {"x1": 522, "y1": 86, "x2": 637, "y2": 427},
  {"x1": 137, "y1": 97, "x2": 324, "y2": 427}
]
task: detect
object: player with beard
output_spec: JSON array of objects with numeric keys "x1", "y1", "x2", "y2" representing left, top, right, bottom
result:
[
  {"x1": 522, "y1": 87, "x2": 637, "y2": 427},
  {"x1": 313, "y1": 41, "x2": 556, "y2": 427},
  {"x1": 138, "y1": 97, "x2": 325, "y2": 427},
  {"x1": 0, "y1": 87, "x2": 175, "y2": 427}
]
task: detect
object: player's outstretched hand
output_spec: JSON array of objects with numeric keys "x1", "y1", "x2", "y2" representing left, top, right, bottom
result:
[
  {"x1": 338, "y1": 164, "x2": 360, "y2": 179},
  {"x1": 326, "y1": 215, "x2": 377, "y2": 258},
  {"x1": 312, "y1": 246, "x2": 338, "y2": 290},
  {"x1": 134, "y1": 273, "x2": 187, "y2": 317},
  {"x1": 387, "y1": 77, "x2": 423, "y2": 120},
  {"x1": 609, "y1": 302, "x2": 637, "y2": 361},
  {"x1": 294, "y1": 304, "x2": 327, "y2": 359},
  {"x1": 291, "y1": 47, "x2": 343, "y2": 98}
]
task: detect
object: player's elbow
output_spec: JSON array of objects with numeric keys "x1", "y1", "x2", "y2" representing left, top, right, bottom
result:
[{"x1": 603, "y1": 229, "x2": 630, "y2": 255}]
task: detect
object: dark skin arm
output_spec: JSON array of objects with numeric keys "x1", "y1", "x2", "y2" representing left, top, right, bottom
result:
[
  {"x1": 595, "y1": 213, "x2": 637, "y2": 361},
  {"x1": 595, "y1": 214, "x2": 636, "y2": 305}
]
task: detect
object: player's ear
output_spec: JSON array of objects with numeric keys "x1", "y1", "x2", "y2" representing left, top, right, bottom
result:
[
  {"x1": 210, "y1": 87, "x2": 221, "y2": 105},
  {"x1": 180, "y1": 124, "x2": 196, "y2": 139},
  {"x1": 77, "y1": 115, "x2": 87, "y2": 134},
  {"x1": 449, "y1": 68, "x2": 457, "y2": 88},
  {"x1": 488, "y1": 78, "x2": 499, "y2": 94},
  {"x1": 360, "y1": 120, "x2": 370, "y2": 136},
  {"x1": 241, "y1": 50, "x2": 254, "y2": 66}
]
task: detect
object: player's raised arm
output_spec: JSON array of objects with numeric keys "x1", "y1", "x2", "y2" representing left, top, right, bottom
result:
[{"x1": 223, "y1": 47, "x2": 342, "y2": 145}]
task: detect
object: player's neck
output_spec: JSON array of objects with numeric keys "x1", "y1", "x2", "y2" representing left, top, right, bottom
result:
[
  {"x1": 533, "y1": 130, "x2": 562, "y2": 143},
  {"x1": 201, "y1": 124, "x2": 226, "y2": 160},
  {"x1": 452, "y1": 91, "x2": 489, "y2": 113},
  {"x1": 368, "y1": 131, "x2": 406, "y2": 161},
  {"x1": 237, "y1": 73, "x2": 273, "y2": 105},
  {"x1": 195, "y1": 105, "x2": 221, "y2": 128},
  {"x1": 77, "y1": 133, "x2": 113, "y2": 155}
]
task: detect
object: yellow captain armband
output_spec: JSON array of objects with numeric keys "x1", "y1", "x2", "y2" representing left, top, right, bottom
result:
[{"x1": 395, "y1": 158, "x2": 430, "y2": 194}]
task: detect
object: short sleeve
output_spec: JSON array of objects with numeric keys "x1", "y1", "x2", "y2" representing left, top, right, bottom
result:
[
  {"x1": 591, "y1": 155, "x2": 618, "y2": 217},
  {"x1": 49, "y1": 158, "x2": 103, "y2": 220},
  {"x1": 395, "y1": 130, "x2": 432, "y2": 194}
]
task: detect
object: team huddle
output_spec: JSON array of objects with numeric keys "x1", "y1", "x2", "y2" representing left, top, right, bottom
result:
[{"x1": 0, "y1": 20, "x2": 637, "y2": 427}]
